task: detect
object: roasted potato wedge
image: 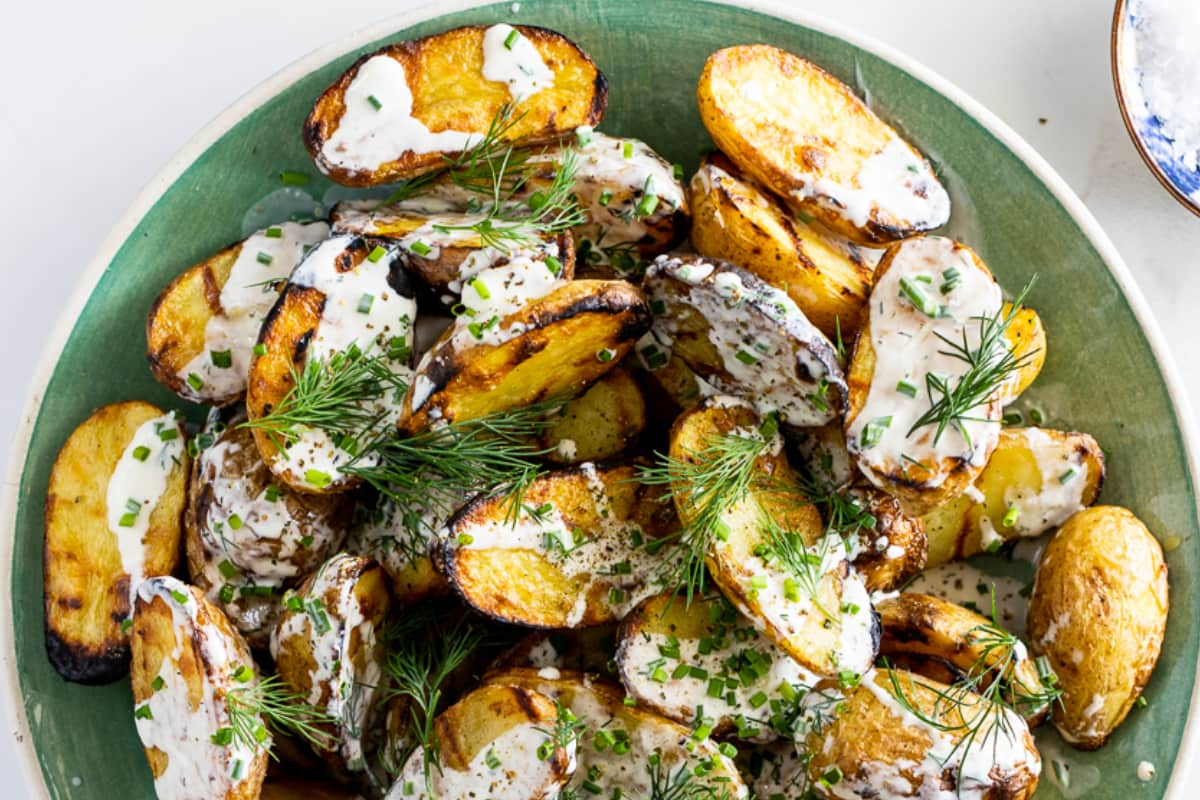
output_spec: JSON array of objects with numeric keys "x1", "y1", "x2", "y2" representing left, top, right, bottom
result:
[
  {"x1": 488, "y1": 668, "x2": 746, "y2": 798},
  {"x1": 488, "y1": 626, "x2": 618, "y2": 676},
  {"x1": 44, "y1": 401, "x2": 188, "y2": 683},
  {"x1": 669, "y1": 398, "x2": 878, "y2": 677},
  {"x1": 399, "y1": 279, "x2": 650, "y2": 433},
  {"x1": 271, "y1": 554, "x2": 392, "y2": 772},
  {"x1": 1027, "y1": 506, "x2": 1168, "y2": 749},
  {"x1": 688, "y1": 152, "x2": 877, "y2": 339},
  {"x1": 131, "y1": 577, "x2": 268, "y2": 800},
  {"x1": 306, "y1": 24, "x2": 607, "y2": 186},
  {"x1": 147, "y1": 222, "x2": 331, "y2": 406},
  {"x1": 185, "y1": 419, "x2": 351, "y2": 647},
  {"x1": 999, "y1": 304, "x2": 1046, "y2": 405},
  {"x1": 388, "y1": 683, "x2": 575, "y2": 800},
  {"x1": 616, "y1": 593, "x2": 821, "y2": 741},
  {"x1": 332, "y1": 200, "x2": 575, "y2": 296},
  {"x1": 440, "y1": 462, "x2": 677, "y2": 628},
  {"x1": 804, "y1": 669, "x2": 1040, "y2": 799},
  {"x1": 539, "y1": 366, "x2": 646, "y2": 464},
  {"x1": 346, "y1": 492, "x2": 452, "y2": 605},
  {"x1": 645, "y1": 255, "x2": 845, "y2": 428},
  {"x1": 246, "y1": 235, "x2": 417, "y2": 494},
  {"x1": 697, "y1": 45, "x2": 949, "y2": 245},
  {"x1": 876, "y1": 593, "x2": 1053, "y2": 726},
  {"x1": 921, "y1": 428, "x2": 1105, "y2": 567},
  {"x1": 844, "y1": 236, "x2": 1004, "y2": 515}
]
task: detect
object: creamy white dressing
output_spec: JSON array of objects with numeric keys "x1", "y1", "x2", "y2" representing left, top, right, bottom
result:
[
  {"x1": 647, "y1": 256, "x2": 841, "y2": 427},
  {"x1": 1001, "y1": 428, "x2": 1092, "y2": 538},
  {"x1": 796, "y1": 137, "x2": 950, "y2": 233},
  {"x1": 320, "y1": 55, "x2": 484, "y2": 174},
  {"x1": 106, "y1": 413, "x2": 185, "y2": 603},
  {"x1": 481, "y1": 24, "x2": 555, "y2": 103},
  {"x1": 1138, "y1": 760, "x2": 1156, "y2": 782},
  {"x1": 846, "y1": 237, "x2": 1003, "y2": 491},
  {"x1": 133, "y1": 577, "x2": 263, "y2": 799},
  {"x1": 179, "y1": 221, "x2": 329, "y2": 399},
  {"x1": 904, "y1": 560, "x2": 1029, "y2": 636}
]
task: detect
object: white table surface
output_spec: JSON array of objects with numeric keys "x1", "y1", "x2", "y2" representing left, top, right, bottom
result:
[{"x1": 2, "y1": 0, "x2": 1196, "y2": 794}]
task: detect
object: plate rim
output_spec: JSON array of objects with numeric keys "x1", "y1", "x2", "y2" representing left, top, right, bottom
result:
[{"x1": 3, "y1": 0, "x2": 1197, "y2": 796}]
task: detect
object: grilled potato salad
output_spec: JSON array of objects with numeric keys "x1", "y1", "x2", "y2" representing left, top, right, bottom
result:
[{"x1": 47, "y1": 21, "x2": 1171, "y2": 800}]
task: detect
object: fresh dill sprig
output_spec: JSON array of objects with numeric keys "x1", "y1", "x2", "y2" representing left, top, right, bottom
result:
[
  {"x1": 646, "y1": 753, "x2": 734, "y2": 800},
  {"x1": 534, "y1": 701, "x2": 586, "y2": 761},
  {"x1": 240, "y1": 346, "x2": 408, "y2": 450},
  {"x1": 637, "y1": 414, "x2": 782, "y2": 603},
  {"x1": 221, "y1": 673, "x2": 337, "y2": 757},
  {"x1": 908, "y1": 278, "x2": 1038, "y2": 448},
  {"x1": 788, "y1": 468, "x2": 879, "y2": 540}
]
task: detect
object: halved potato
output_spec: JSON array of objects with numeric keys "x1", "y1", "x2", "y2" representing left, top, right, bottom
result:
[
  {"x1": 804, "y1": 669, "x2": 1040, "y2": 799},
  {"x1": 306, "y1": 24, "x2": 607, "y2": 186},
  {"x1": 921, "y1": 428, "x2": 1105, "y2": 567},
  {"x1": 688, "y1": 152, "x2": 877, "y2": 339},
  {"x1": 131, "y1": 577, "x2": 268, "y2": 800},
  {"x1": 697, "y1": 45, "x2": 950, "y2": 245},
  {"x1": 1028, "y1": 506, "x2": 1168, "y2": 750},
  {"x1": 332, "y1": 201, "x2": 575, "y2": 296},
  {"x1": 44, "y1": 402, "x2": 188, "y2": 683},
  {"x1": 270, "y1": 554, "x2": 392, "y2": 773},
  {"x1": 616, "y1": 593, "x2": 821, "y2": 741},
  {"x1": 488, "y1": 667, "x2": 747, "y2": 798},
  {"x1": 844, "y1": 236, "x2": 1004, "y2": 515},
  {"x1": 146, "y1": 222, "x2": 331, "y2": 406},
  {"x1": 399, "y1": 279, "x2": 650, "y2": 433},
  {"x1": 876, "y1": 592, "x2": 1053, "y2": 726},
  {"x1": 488, "y1": 626, "x2": 618, "y2": 676},
  {"x1": 645, "y1": 255, "x2": 844, "y2": 428},
  {"x1": 246, "y1": 234, "x2": 417, "y2": 494},
  {"x1": 440, "y1": 462, "x2": 677, "y2": 627},
  {"x1": 999, "y1": 304, "x2": 1047, "y2": 405},
  {"x1": 539, "y1": 366, "x2": 646, "y2": 464},
  {"x1": 346, "y1": 492, "x2": 452, "y2": 605},
  {"x1": 388, "y1": 683, "x2": 575, "y2": 800},
  {"x1": 669, "y1": 398, "x2": 878, "y2": 677}
]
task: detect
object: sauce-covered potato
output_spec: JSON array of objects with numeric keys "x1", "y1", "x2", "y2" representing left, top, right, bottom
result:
[{"x1": 1027, "y1": 506, "x2": 1168, "y2": 749}]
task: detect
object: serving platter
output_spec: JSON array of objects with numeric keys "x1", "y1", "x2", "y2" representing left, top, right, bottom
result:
[{"x1": 2, "y1": 0, "x2": 1197, "y2": 797}]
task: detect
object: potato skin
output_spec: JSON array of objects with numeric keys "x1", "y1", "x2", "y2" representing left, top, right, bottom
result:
[
  {"x1": 1027, "y1": 506, "x2": 1168, "y2": 749},
  {"x1": 306, "y1": 25, "x2": 607, "y2": 186},
  {"x1": 848, "y1": 488, "x2": 928, "y2": 593},
  {"x1": 539, "y1": 366, "x2": 646, "y2": 464},
  {"x1": 44, "y1": 401, "x2": 188, "y2": 684},
  {"x1": 688, "y1": 152, "x2": 876, "y2": 339},
  {"x1": 399, "y1": 280, "x2": 651, "y2": 433}
]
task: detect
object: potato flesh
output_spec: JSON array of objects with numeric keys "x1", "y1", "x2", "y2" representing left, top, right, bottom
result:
[{"x1": 540, "y1": 366, "x2": 646, "y2": 464}]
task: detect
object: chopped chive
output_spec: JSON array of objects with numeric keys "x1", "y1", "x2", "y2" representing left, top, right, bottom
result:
[
  {"x1": 860, "y1": 415, "x2": 893, "y2": 448},
  {"x1": 623, "y1": 142, "x2": 634, "y2": 158},
  {"x1": 735, "y1": 350, "x2": 759, "y2": 365},
  {"x1": 186, "y1": 373, "x2": 204, "y2": 391},
  {"x1": 545, "y1": 255, "x2": 563, "y2": 276},
  {"x1": 1002, "y1": 410, "x2": 1023, "y2": 426},
  {"x1": 485, "y1": 747, "x2": 501, "y2": 769},
  {"x1": 821, "y1": 766, "x2": 843, "y2": 786},
  {"x1": 467, "y1": 316, "x2": 499, "y2": 340},
  {"x1": 151, "y1": 676, "x2": 165, "y2": 692},
  {"x1": 304, "y1": 597, "x2": 332, "y2": 635},
  {"x1": 783, "y1": 577, "x2": 801, "y2": 602},
  {"x1": 457, "y1": 533, "x2": 475, "y2": 546},
  {"x1": 118, "y1": 512, "x2": 138, "y2": 527},
  {"x1": 219, "y1": 584, "x2": 235, "y2": 603},
  {"x1": 1058, "y1": 468, "x2": 1077, "y2": 484},
  {"x1": 1137, "y1": 695, "x2": 1148, "y2": 709},
  {"x1": 409, "y1": 240, "x2": 432, "y2": 257},
  {"x1": 131, "y1": 446, "x2": 151, "y2": 462},
  {"x1": 228, "y1": 514, "x2": 243, "y2": 530},
  {"x1": 211, "y1": 349, "x2": 233, "y2": 368},
  {"x1": 357, "y1": 293, "x2": 375, "y2": 314},
  {"x1": 596, "y1": 348, "x2": 615, "y2": 362},
  {"x1": 838, "y1": 671, "x2": 861, "y2": 689},
  {"x1": 211, "y1": 727, "x2": 234, "y2": 746},
  {"x1": 253, "y1": 343, "x2": 267, "y2": 357},
  {"x1": 367, "y1": 245, "x2": 387, "y2": 263},
  {"x1": 305, "y1": 469, "x2": 332, "y2": 488},
  {"x1": 673, "y1": 163, "x2": 684, "y2": 180},
  {"x1": 598, "y1": 190, "x2": 612, "y2": 207},
  {"x1": 367, "y1": 94, "x2": 383, "y2": 110},
  {"x1": 169, "y1": 590, "x2": 189, "y2": 605},
  {"x1": 264, "y1": 485, "x2": 280, "y2": 503},
  {"x1": 299, "y1": 534, "x2": 314, "y2": 548},
  {"x1": 134, "y1": 704, "x2": 153, "y2": 721},
  {"x1": 1002, "y1": 506, "x2": 1020, "y2": 528},
  {"x1": 795, "y1": 209, "x2": 816, "y2": 224},
  {"x1": 899, "y1": 275, "x2": 940, "y2": 317},
  {"x1": 896, "y1": 380, "x2": 918, "y2": 398},
  {"x1": 121, "y1": 618, "x2": 133, "y2": 634},
  {"x1": 623, "y1": 696, "x2": 637, "y2": 707},
  {"x1": 1029, "y1": 407, "x2": 1045, "y2": 425},
  {"x1": 470, "y1": 278, "x2": 491, "y2": 299},
  {"x1": 265, "y1": 226, "x2": 283, "y2": 238},
  {"x1": 749, "y1": 575, "x2": 767, "y2": 590},
  {"x1": 218, "y1": 560, "x2": 238, "y2": 580},
  {"x1": 575, "y1": 126, "x2": 594, "y2": 147},
  {"x1": 279, "y1": 170, "x2": 309, "y2": 186},
  {"x1": 256, "y1": 251, "x2": 273, "y2": 266},
  {"x1": 636, "y1": 193, "x2": 659, "y2": 217},
  {"x1": 503, "y1": 28, "x2": 521, "y2": 49},
  {"x1": 231, "y1": 759, "x2": 244, "y2": 780},
  {"x1": 748, "y1": 691, "x2": 768, "y2": 709}
]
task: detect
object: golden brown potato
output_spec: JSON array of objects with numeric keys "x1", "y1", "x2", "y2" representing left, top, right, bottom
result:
[
  {"x1": 390, "y1": 683, "x2": 574, "y2": 800},
  {"x1": 844, "y1": 236, "x2": 1003, "y2": 516},
  {"x1": 1027, "y1": 506, "x2": 1168, "y2": 749},
  {"x1": 999, "y1": 304, "x2": 1046, "y2": 405},
  {"x1": 847, "y1": 488, "x2": 928, "y2": 593},
  {"x1": 487, "y1": 625, "x2": 618, "y2": 676},
  {"x1": 439, "y1": 462, "x2": 677, "y2": 627},
  {"x1": 131, "y1": 577, "x2": 268, "y2": 800},
  {"x1": 921, "y1": 428, "x2": 1105, "y2": 567},
  {"x1": 805, "y1": 669, "x2": 1040, "y2": 799},
  {"x1": 876, "y1": 593, "x2": 1053, "y2": 726},
  {"x1": 688, "y1": 152, "x2": 877, "y2": 339},
  {"x1": 628, "y1": 349, "x2": 711, "y2": 425},
  {"x1": 616, "y1": 593, "x2": 820, "y2": 740},
  {"x1": 644, "y1": 254, "x2": 845, "y2": 428},
  {"x1": 332, "y1": 201, "x2": 576, "y2": 296},
  {"x1": 487, "y1": 668, "x2": 746, "y2": 797},
  {"x1": 697, "y1": 45, "x2": 949, "y2": 245},
  {"x1": 146, "y1": 222, "x2": 331, "y2": 406},
  {"x1": 399, "y1": 279, "x2": 651, "y2": 433},
  {"x1": 44, "y1": 401, "x2": 188, "y2": 683},
  {"x1": 539, "y1": 366, "x2": 646, "y2": 464},
  {"x1": 346, "y1": 493, "x2": 452, "y2": 606},
  {"x1": 306, "y1": 24, "x2": 607, "y2": 186},
  {"x1": 669, "y1": 398, "x2": 878, "y2": 677},
  {"x1": 245, "y1": 235, "x2": 416, "y2": 494},
  {"x1": 271, "y1": 554, "x2": 392, "y2": 773}
]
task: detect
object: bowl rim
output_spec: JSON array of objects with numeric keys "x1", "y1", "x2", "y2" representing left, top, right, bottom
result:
[
  {"x1": 1111, "y1": 0, "x2": 1200, "y2": 218},
  {"x1": 4, "y1": 0, "x2": 1198, "y2": 796}
]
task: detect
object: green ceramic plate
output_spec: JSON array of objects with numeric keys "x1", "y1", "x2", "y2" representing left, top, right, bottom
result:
[{"x1": 4, "y1": 0, "x2": 1198, "y2": 797}]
